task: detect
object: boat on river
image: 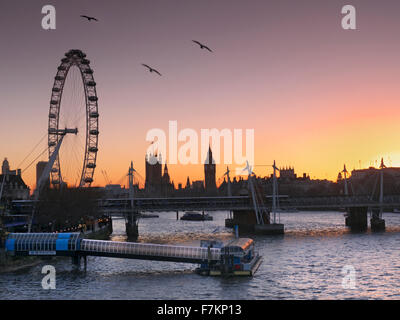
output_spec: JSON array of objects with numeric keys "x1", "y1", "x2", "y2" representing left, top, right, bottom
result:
[{"x1": 180, "y1": 211, "x2": 213, "y2": 221}]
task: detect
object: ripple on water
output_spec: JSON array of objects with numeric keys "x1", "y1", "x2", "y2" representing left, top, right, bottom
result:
[{"x1": 1, "y1": 211, "x2": 400, "y2": 299}]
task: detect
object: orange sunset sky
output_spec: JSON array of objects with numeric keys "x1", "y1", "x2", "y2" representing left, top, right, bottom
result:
[{"x1": 1, "y1": 0, "x2": 400, "y2": 190}]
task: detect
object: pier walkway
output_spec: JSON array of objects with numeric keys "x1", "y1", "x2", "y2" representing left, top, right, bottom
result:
[{"x1": 5, "y1": 233, "x2": 221, "y2": 264}]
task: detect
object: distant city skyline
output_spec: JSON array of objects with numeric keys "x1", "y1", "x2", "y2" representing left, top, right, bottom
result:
[
  {"x1": 1, "y1": 152, "x2": 395, "y2": 194},
  {"x1": 1, "y1": 0, "x2": 400, "y2": 190}
]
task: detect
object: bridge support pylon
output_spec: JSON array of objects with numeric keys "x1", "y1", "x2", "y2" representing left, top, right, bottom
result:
[
  {"x1": 71, "y1": 254, "x2": 87, "y2": 270},
  {"x1": 72, "y1": 255, "x2": 80, "y2": 266},
  {"x1": 107, "y1": 216, "x2": 113, "y2": 234},
  {"x1": 370, "y1": 209, "x2": 385, "y2": 232},
  {"x1": 226, "y1": 210, "x2": 284, "y2": 235},
  {"x1": 125, "y1": 211, "x2": 139, "y2": 240},
  {"x1": 345, "y1": 207, "x2": 368, "y2": 232}
]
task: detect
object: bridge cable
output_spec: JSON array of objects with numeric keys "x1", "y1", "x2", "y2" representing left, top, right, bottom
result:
[
  {"x1": 21, "y1": 146, "x2": 49, "y2": 174},
  {"x1": 370, "y1": 172, "x2": 379, "y2": 201},
  {"x1": 16, "y1": 132, "x2": 48, "y2": 169}
]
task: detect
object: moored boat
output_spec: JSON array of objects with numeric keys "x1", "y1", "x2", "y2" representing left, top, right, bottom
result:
[
  {"x1": 139, "y1": 213, "x2": 159, "y2": 218},
  {"x1": 180, "y1": 211, "x2": 213, "y2": 221},
  {"x1": 196, "y1": 238, "x2": 262, "y2": 276}
]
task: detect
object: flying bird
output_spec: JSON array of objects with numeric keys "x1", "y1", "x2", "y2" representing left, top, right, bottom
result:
[
  {"x1": 241, "y1": 161, "x2": 254, "y2": 176},
  {"x1": 192, "y1": 40, "x2": 213, "y2": 52},
  {"x1": 142, "y1": 64, "x2": 162, "y2": 76},
  {"x1": 80, "y1": 15, "x2": 99, "y2": 22}
]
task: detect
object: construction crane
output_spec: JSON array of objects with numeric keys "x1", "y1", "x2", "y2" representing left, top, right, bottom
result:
[{"x1": 102, "y1": 170, "x2": 112, "y2": 185}]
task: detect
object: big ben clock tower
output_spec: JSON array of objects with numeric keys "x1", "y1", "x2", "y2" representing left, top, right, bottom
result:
[{"x1": 204, "y1": 146, "x2": 217, "y2": 193}]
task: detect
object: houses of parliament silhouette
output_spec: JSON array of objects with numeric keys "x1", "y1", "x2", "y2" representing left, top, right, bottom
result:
[{"x1": 144, "y1": 146, "x2": 217, "y2": 196}]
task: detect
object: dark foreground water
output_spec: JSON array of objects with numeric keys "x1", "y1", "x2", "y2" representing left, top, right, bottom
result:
[{"x1": 1, "y1": 211, "x2": 400, "y2": 300}]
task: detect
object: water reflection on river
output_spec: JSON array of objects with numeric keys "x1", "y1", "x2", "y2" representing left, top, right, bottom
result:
[{"x1": 1, "y1": 211, "x2": 400, "y2": 299}]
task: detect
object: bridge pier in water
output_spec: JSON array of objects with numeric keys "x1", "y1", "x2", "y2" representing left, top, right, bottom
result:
[
  {"x1": 71, "y1": 254, "x2": 87, "y2": 270},
  {"x1": 225, "y1": 210, "x2": 284, "y2": 235},
  {"x1": 125, "y1": 211, "x2": 139, "y2": 240},
  {"x1": 345, "y1": 207, "x2": 368, "y2": 232},
  {"x1": 345, "y1": 207, "x2": 386, "y2": 232},
  {"x1": 370, "y1": 209, "x2": 386, "y2": 232}
]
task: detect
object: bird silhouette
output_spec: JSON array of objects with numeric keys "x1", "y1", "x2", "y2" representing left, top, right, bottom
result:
[
  {"x1": 142, "y1": 64, "x2": 162, "y2": 76},
  {"x1": 242, "y1": 161, "x2": 254, "y2": 176},
  {"x1": 80, "y1": 15, "x2": 98, "y2": 22},
  {"x1": 192, "y1": 40, "x2": 213, "y2": 52}
]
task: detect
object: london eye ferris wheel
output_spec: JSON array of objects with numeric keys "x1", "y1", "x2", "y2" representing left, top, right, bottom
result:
[{"x1": 48, "y1": 49, "x2": 99, "y2": 188}]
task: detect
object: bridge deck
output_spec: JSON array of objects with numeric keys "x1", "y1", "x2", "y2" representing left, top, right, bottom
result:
[
  {"x1": 97, "y1": 195, "x2": 400, "y2": 213},
  {"x1": 12, "y1": 195, "x2": 400, "y2": 216}
]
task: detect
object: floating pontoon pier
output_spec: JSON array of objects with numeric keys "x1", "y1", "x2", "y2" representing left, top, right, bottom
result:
[{"x1": 5, "y1": 233, "x2": 262, "y2": 276}]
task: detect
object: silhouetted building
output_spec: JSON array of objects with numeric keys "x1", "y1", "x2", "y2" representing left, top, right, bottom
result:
[
  {"x1": 192, "y1": 180, "x2": 205, "y2": 192},
  {"x1": 185, "y1": 176, "x2": 191, "y2": 189},
  {"x1": 161, "y1": 162, "x2": 174, "y2": 195},
  {"x1": 350, "y1": 166, "x2": 400, "y2": 180},
  {"x1": 1, "y1": 158, "x2": 10, "y2": 174},
  {"x1": 145, "y1": 152, "x2": 162, "y2": 194},
  {"x1": 162, "y1": 163, "x2": 171, "y2": 185},
  {"x1": 279, "y1": 166, "x2": 296, "y2": 181},
  {"x1": 104, "y1": 184, "x2": 131, "y2": 198},
  {"x1": 347, "y1": 164, "x2": 400, "y2": 196},
  {"x1": 36, "y1": 161, "x2": 50, "y2": 189},
  {"x1": 0, "y1": 158, "x2": 29, "y2": 201},
  {"x1": 1, "y1": 158, "x2": 21, "y2": 176},
  {"x1": 204, "y1": 146, "x2": 216, "y2": 193}
]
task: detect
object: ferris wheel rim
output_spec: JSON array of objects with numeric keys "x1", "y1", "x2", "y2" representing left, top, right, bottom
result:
[{"x1": 47, "y1": 49, "x2": 99, "y2": 188}]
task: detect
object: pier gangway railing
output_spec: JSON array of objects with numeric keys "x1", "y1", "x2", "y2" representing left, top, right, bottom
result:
[
  {"x1": 5, "y1": 233, "x2": 221, "y2": 264},
  {"x1": 80, "y1": 239, "x2": 221, "y2": 263}
]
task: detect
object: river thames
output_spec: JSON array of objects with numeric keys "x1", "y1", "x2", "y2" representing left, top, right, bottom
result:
[{"x1": 1, "y1": 211, "x2": 400, "y2": 299}]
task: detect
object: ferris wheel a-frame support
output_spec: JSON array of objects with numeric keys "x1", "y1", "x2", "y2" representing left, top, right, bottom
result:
[{"x1": 28, "y1": 128, "x2": 77, "y2": 232}]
